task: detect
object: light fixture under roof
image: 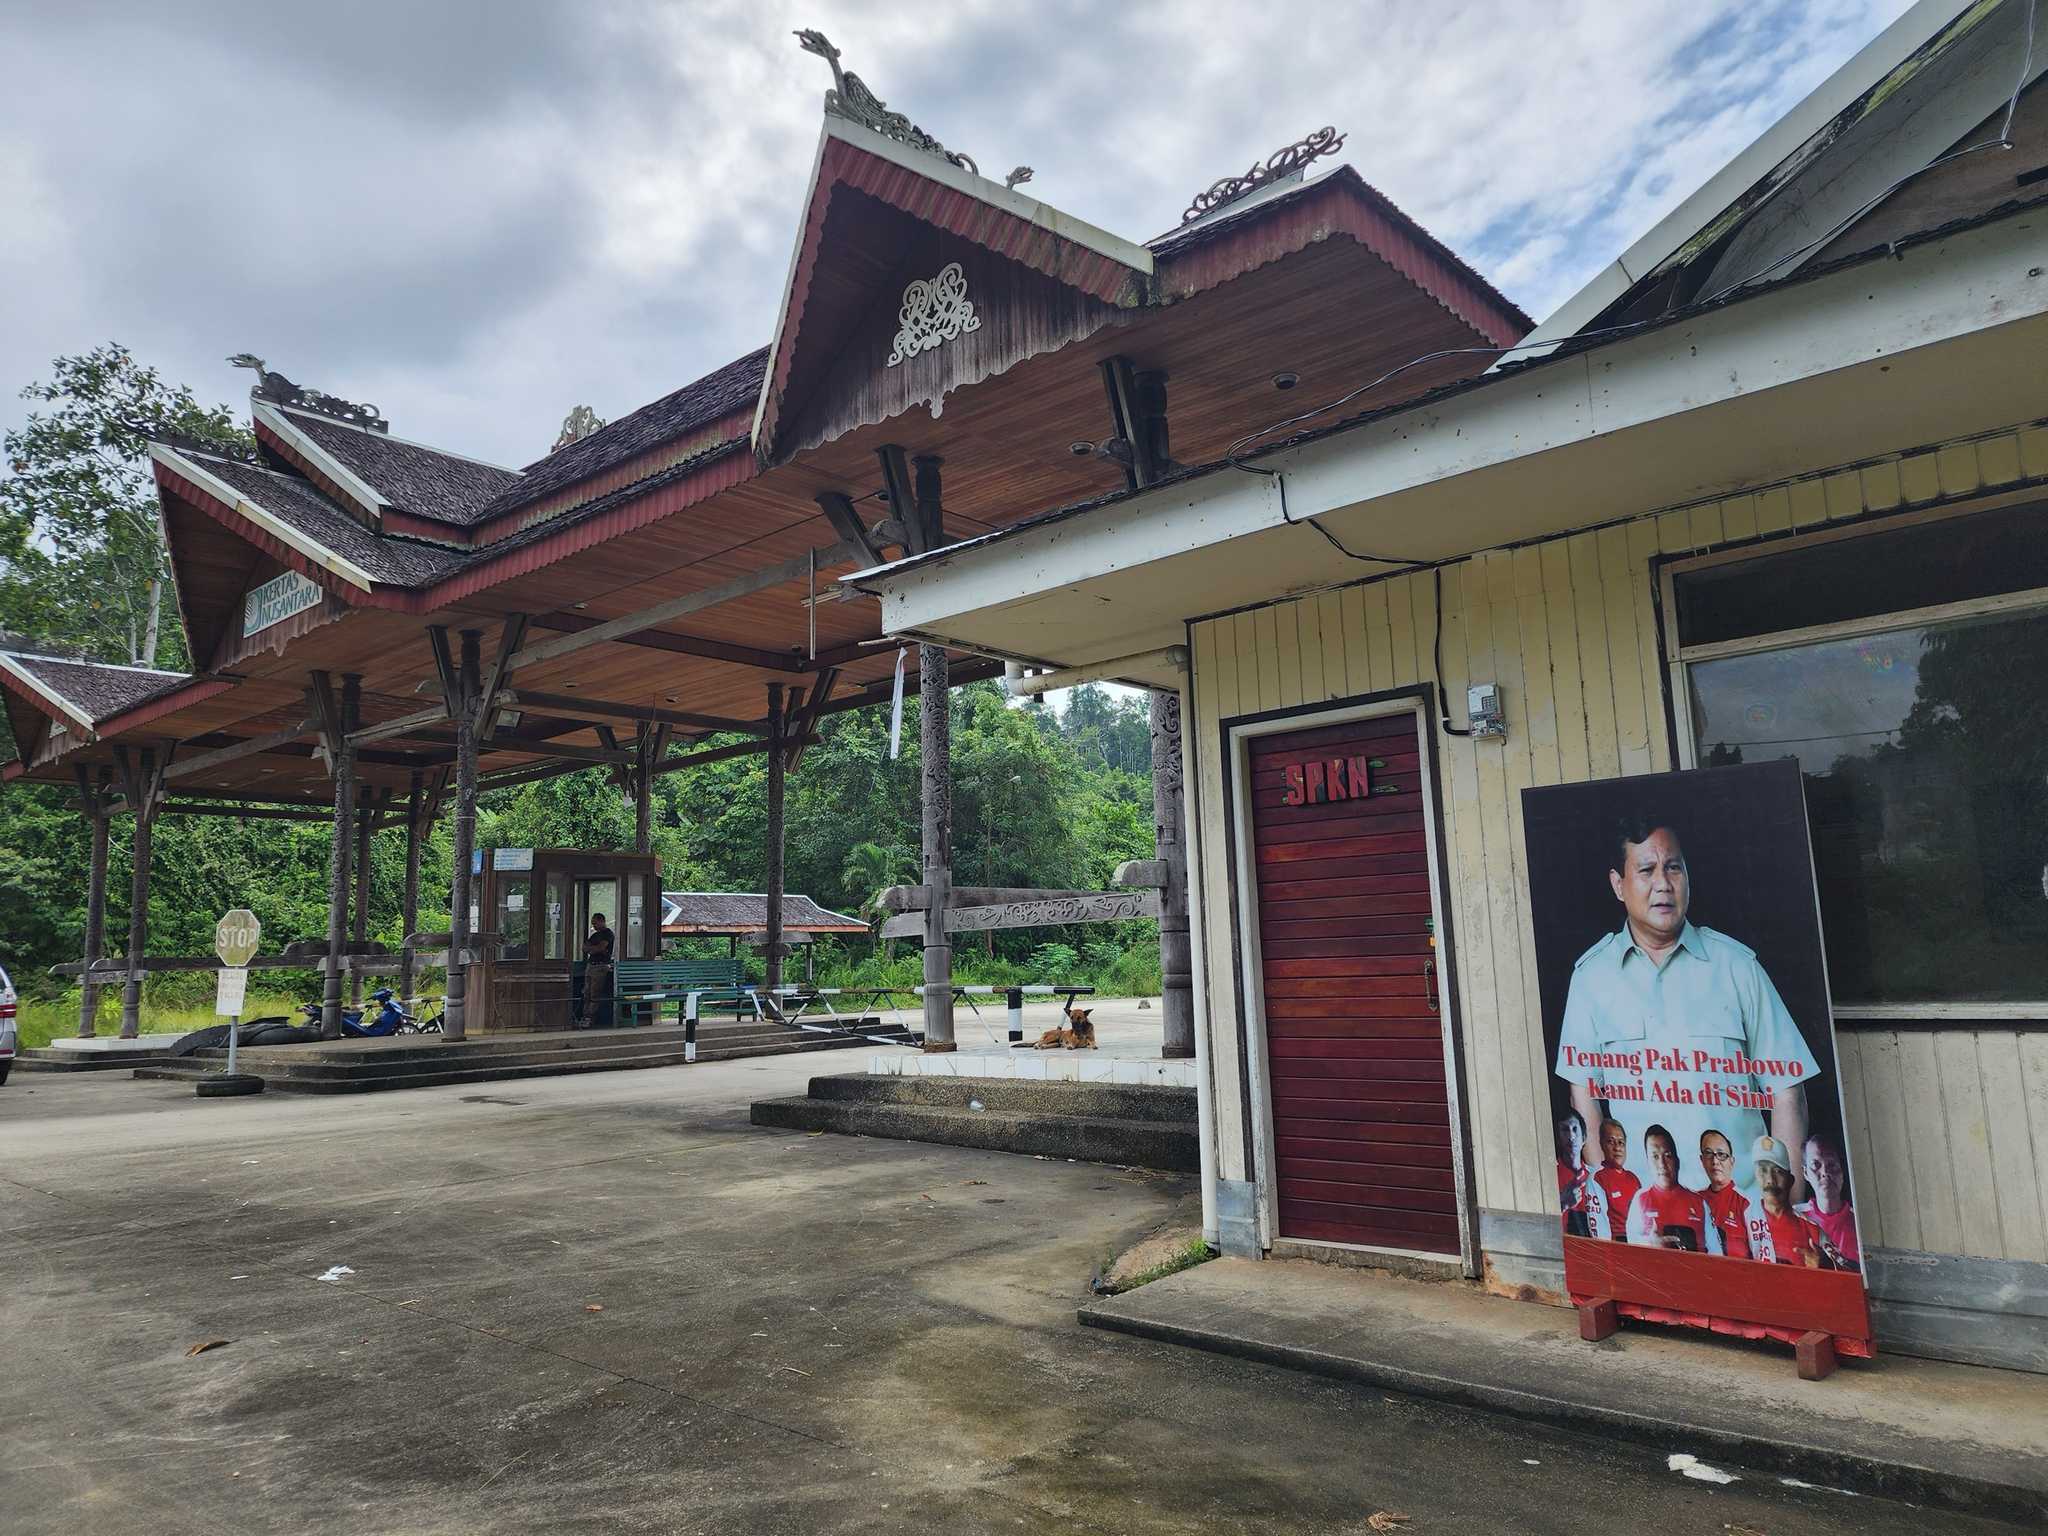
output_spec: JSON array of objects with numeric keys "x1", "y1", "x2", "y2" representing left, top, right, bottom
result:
[
  {"x1": 1272, "y1": 371, "x2": 1300, "y2": 391},
  {"x1": 1068, "y1": 440, "x2": 1094, "y2": 457}
]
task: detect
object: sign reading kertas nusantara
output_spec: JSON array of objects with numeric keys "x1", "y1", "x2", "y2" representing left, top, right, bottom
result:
[{"x1": 1521, "y1": 760, "x2": 1869, "y2": 1350}]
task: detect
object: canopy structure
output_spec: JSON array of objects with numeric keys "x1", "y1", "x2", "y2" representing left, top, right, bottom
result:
[{"x1": 0, "y1": 31, "x2": 1528, "y2": 1051}]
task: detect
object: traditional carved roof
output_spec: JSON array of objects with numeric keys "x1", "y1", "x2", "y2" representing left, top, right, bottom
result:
[
  {"x1": 488, "y1": 346, "x2": 768, "y2": 519},
  {"x1": 277, "y1": 407, "x2": 521, "y2": 527},
  {"x1": 659, "y1": 890, "x2": 867, "y2": 936},
  {"x1": 0, "y1": 651, "x2": 188, "y2": 725},
  {"x1": 165, "y1": 449, "x2": 470, "y2": 588}
]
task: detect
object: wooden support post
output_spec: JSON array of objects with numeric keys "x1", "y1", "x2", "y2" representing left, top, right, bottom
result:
[
  {"x1": 75, "y1": 767, "x2": 111, "y2": 1038},
  {"x1": 1151, "y1": 689, "x2": 1194, "y2": 1060},
  {"x1": 919, "y1": 643, "x2": 955, "y2": 1051},
  {"x1": 114, "y1": 746, "x2": 166, "y2": 1040},
  {"x1": 765, "y1": 685, "x2": 786, "y2": 999},
  {"x1": 634, "y1": 723, "x2": 653, "y2": 855},
  {"x1": 350, "y1": 784, "x2": 373, "y2": 1007},
  {"x1": 318, "y1": 673, "x2": 360, "y2": 1039},
  {"x1": 400, "y1": 771, "x2": 423, "y2": 1008},
  {"x1": 444, "y1": 630, "x2": 482, "y2": 1042}
]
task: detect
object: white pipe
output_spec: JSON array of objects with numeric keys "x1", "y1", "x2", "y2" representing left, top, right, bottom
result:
[
  {"x1": 1178, "y1": 680, "x2": 1220, "y2": 1248},
  {"x1": 1006, "y1": 645, "x2": 1188, "y2": 697}
]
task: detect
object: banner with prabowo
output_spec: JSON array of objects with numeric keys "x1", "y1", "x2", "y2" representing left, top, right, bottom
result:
[{"x1": 1521, "y1": 759, "x2": 1871, "y2": 1353}]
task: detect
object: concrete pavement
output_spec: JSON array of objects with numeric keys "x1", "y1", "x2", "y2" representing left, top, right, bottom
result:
[{"x1": 0, "y1": 1055, "x2": 2030, "y2": 1533}]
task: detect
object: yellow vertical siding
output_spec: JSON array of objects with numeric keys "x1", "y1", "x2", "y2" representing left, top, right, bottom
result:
[{"x1": 1187, "y1": 424, "x2": 2048, "y2": 1259}]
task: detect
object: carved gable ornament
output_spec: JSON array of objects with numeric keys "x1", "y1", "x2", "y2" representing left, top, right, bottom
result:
[{"x1": 886, "y1": 261, "x2": 981, "y2": 368}]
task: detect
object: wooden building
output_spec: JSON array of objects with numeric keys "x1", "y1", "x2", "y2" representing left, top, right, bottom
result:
[{"x1": 855, "y1": 0, "x2": 2048, "y2": 1372}]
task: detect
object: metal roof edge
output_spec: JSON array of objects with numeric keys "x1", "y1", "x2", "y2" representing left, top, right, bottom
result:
[{"x1": 1511, "y1": 0, "x2": 1979, "y2": 358}]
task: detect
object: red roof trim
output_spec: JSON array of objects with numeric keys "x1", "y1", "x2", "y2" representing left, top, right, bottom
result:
[
  {"x1": 410, "y1": 439, "x2": 760, "y2": 611},
  {"x1": 152, "y1": 460, "x2": 384, "y2": 608},
  {"x1": 90, "y1": 675, "x2": 236, "y2": 740},
  {"x1": 468, "y1": 412, "x2": 751, "y2": 545},
  {"x1": 1154, "y1": 171, "x2": 1529, "y2": 346}
]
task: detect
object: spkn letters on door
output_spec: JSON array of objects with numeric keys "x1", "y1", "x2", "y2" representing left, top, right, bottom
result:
[{"x1": 1281, "y1": 755, "x2": 1374, "y2": 806}]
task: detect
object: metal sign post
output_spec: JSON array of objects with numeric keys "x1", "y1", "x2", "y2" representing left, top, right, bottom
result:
[{"x1": 205, "y1": 910, "x2": 264, "y2": 1099}]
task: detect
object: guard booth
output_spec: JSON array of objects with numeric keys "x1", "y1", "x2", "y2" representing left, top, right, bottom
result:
[{"x1": 471, "y1": 848, "x2": 661, "y2": 1032}]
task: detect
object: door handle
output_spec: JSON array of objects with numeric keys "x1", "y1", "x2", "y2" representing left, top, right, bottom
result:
[{"x1": 1424, "y1": 957, "x2": 1439, "y2": 1014}]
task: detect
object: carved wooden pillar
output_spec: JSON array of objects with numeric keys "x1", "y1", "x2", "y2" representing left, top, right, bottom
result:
[
  {"x1": 115, "y1": 746, "x2": 166, "y2": 1040},
  {"x1": 764, "y1": 685, "x2": 787, "y2": 1000},
  {"x1": 350, "y1": 785, "x2": 373, "y2": 1007},
  {"x1": 919, "y1": 644, "x2": 955, "y2": 1051},
  {"x1": 400, "y1": 771, "x2": 423, "y2": 1009},
  {"x1": 319, "y1": 673, "x2": 360, "y2": 1039},
  {"x1": 445, "y1": 631, "x2": 482, "y2": 1042},
  {"x1": 75, "y1": 768, "x2": 110, "y2": 1037},
  {"x1": 1151, "y1": 690, "x2": 1194, "y2": 1059},
  {"x1": 633, "y1": 724, "x2": 653, "y2": 856}
]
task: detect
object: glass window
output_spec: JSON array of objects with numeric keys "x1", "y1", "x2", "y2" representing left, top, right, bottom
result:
[
  {"x1": 626, "y1": 880, "x2": 646, "y2": 959},
  {"x1": 1688, "y1": 605, "x2": 2048, "y2": 1004},
  {"x1": 544, "y1": 874, "x2": 567, "y2": 960},
  {"x1": 1672, "y1": 498, "x2": 2048, "y2": 648},
  {"x1": 493, "y1": 875, "x2": 531, "y2": 961}
]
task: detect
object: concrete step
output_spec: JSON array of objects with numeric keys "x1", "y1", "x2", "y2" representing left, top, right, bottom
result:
[
  {"x1": 749, "y1": 1091, "x2": 1199, "y2": 1172},
  {"x1": 805, "y1": 1072, "x2": 1197, "y2": 1124},
  {"x1": 13, "y1": 1046, "x2": 176, "y2": 1072},
  {"x1": 130, "y1": 1022, "x2": 918, "y2": 1094}
]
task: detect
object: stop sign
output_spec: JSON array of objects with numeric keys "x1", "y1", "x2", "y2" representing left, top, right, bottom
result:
[{"x1": 214, "y1": 909, "x2": 262, "y2": 968}]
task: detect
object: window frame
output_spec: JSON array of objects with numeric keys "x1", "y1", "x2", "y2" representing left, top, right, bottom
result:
[{"x1": 1662, "y1": 501, "x2": 2048, "y2": 1021}]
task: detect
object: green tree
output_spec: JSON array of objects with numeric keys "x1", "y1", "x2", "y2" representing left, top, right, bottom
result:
[{"x1": 1, "y1": 344, "x2": 249, "y2": 667}]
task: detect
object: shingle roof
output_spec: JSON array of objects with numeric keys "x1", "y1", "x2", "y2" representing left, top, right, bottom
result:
[
  {"x1": 0, "y1": 652, "x2": 188, "y2": 723},
  {"x1": 283, "y1": 409, "x2": 521, "y2": 527},
  {"x1": 660, "y1": 891, "x2": 867, "y2": 935},
  {"x1": 489, "y1": 346, "x2": 768, "y2": 517},
  {"x1": 182, "y1": 451, "x2": 471, "y2": 588}
]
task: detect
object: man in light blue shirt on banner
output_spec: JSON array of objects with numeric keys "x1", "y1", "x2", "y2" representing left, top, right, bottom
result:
[{"x1": 1555, "y1": 820, "x2": 1817, "y2": 1222}]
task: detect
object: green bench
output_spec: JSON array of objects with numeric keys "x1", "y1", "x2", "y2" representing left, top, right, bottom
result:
[{"x1": 614, "y1": 957, "x2": 760, "y2": 1028}]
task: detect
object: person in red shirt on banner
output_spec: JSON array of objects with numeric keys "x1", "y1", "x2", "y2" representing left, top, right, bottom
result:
[
  {"x1": 1797, "y1": 1133, "x2": 1861, "y2": 1271},
  {"x1": 1697, "y1": 1129, "x2": 1751, "y2": 1259},
  {"x1": 1745, "y1": 1135, "x2": 1833, "y2": 1267},
  {"x1": 1625, "y1": 1123, "x2": 1721, "y2": 1253},
  {"x1": 1592, "y1": 1118, "x2": 1640, "y2": 1242},
  {"x1": 1555, "y1": 1108, "x2": 1611, "y2": 1239}
]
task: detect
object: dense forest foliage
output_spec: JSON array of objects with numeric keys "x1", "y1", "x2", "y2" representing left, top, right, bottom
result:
[{"x1": 0, "y1": 348, "x2": 1164, "y2": 1018}]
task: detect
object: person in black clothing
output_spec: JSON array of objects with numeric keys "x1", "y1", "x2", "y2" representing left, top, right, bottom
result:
[{"x1": 582, "y1": 913, "x2": 616, "y2": 1029}]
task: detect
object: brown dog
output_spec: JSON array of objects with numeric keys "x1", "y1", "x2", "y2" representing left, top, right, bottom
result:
[{"x1": 1033, "y1": 1005, "x2": 1097, "y2": 1050}]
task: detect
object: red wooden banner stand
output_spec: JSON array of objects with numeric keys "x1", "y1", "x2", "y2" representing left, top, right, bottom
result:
[{"x1": 1564, "y1": 1236, "x2": 1871, "y2": 1379}]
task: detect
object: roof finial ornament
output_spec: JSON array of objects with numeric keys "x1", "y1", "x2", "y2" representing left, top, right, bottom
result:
[
  {"x1": 1180, "y1": 126, "x2": 1347, "y2": 227},
  {"x1": 229, "y1": 352, "x2": 388, "y2": 434},
  {"x1": 794, "y1": 28, "x2": 979, "y2": 177},
  {"x1": 1004, "y1": 166, "x2": 1033, "y2": 192},
  {"x1": 552, "y1": 404, "x2": 605, "y2": 452}
]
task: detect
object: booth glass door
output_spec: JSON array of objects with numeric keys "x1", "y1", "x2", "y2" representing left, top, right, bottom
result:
[{"x1": 1243, "y1": 707, "x2": 1462, "y2": 1256}]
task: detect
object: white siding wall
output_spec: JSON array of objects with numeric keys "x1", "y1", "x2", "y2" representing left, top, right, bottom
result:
[{"x1": 1189, "y1": 422, "x2": 2048, "y2": 1261}]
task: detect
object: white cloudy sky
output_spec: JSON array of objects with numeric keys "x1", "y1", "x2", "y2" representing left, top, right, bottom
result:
[{"x1": 0, "y1": 0, "x2": 1917, "y2": 468}]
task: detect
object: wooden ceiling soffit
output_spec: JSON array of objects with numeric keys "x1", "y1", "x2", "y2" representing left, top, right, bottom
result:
[
  {"x1": 508, "y1": 542, "x2": 855, "y2": 673},
  {"x1": 752, "y1": 120, "x2": 1153, "y2": 466}
]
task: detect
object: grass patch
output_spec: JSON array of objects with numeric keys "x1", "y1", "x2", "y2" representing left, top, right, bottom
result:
[
  {"x1": 1105, "y1": 1236, "x2": 1215, "y2": 1294},
  {"x1": 14, "y1": 994, "x2": 303, "y2": 1051}
]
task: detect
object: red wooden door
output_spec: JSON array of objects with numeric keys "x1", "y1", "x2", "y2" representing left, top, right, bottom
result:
[{"x1": 1248, "y1": 712, "x2": 1459, "y2": 1254}]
